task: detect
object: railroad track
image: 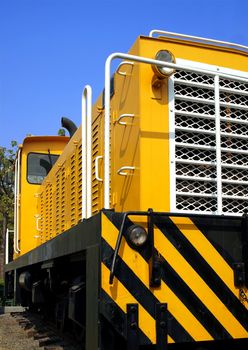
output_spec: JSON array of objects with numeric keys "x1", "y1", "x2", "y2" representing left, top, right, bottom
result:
[{"x1": 0, "y1": 310, "x2": 82, "y2": 350}]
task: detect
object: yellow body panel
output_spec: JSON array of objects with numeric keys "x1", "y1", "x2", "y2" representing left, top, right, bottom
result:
[
  {"x1": 36, "y1": 35, "x2": 248, "y2": 239},
  {"x1": 37, "y1": 127, "x2": 83, "y2": 242},
  {"x1": 111, "y1": 36, "x2": 248, "y2": 213}
]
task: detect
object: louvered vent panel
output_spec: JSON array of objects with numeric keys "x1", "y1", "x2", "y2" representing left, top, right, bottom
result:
[
  {"x1": 70, "y1": 152, "x2": 77, "y2": 226},
  {"x1": 92, "y1": 118, "x2": 100, "y2": 214},
  {"x1": 55, "y1": 170, "x2": 61, "y2": 235},
  {"x1": 172, "y1": 69, "x2": 248, "y2": 215},
  {"x1": 45, "y1": 185, "x2": 50, "y2": 241},
  {"x1": 48, "y1": 183, "x2": 53, "y2": 239},
  {"x1": 61, "y1": 166, "x2": 66, "y2": 232},
  {"x1": 77, "y1": 144, "x2": 82, "y2": 221},
  {"x1": 40, "y1": 191, "x2": 44, "y2": 243}
]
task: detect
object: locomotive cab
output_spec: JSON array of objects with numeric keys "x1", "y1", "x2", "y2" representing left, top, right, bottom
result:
[{"x1": 14, "y1": 136, "x2": 69, "y2": 257}]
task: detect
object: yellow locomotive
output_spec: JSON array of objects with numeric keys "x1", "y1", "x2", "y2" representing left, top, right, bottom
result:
[{"x1": 4, "y1": 30, "x2": 248, "y2": 349}]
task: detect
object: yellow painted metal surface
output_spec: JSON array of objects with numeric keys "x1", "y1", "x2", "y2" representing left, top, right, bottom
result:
[
  {"x1": 36, "y1": 35, "x2": 248, "y2": 238},
  {"x1": 38, "y1": 127, "x2": 83, "y2": 243}
]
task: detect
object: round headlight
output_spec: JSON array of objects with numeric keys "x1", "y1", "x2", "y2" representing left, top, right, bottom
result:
[
  {"x1": 126, "y1": 225, "x2": 148, "y2": 248},
  {"x1": 152, "y1": 50, "x2": 175, "y2": 78}
]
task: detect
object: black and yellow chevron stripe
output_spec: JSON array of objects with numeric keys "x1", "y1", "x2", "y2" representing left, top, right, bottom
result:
[{"x1": 101, "y1": 212, "x2": 248, "y2": 345}]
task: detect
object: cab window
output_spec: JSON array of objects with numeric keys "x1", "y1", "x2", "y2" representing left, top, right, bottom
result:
[{"x1": 27, "y1": 152, "x2": 59, "y2": 184}]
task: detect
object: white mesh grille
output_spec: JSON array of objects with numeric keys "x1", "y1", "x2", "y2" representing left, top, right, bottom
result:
[{"x1": 171, "y1": 68, "x2": 248, "y2": 215}]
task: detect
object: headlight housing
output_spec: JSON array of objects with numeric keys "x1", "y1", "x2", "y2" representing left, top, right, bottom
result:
[
  {"x1": 126, "y1": 224, "x2": 148, "y2": 248},
  {"x1": 152, "y1": 50, "x2": 176, "y2": 78}
]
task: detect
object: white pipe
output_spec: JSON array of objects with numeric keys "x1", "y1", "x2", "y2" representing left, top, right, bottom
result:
[
  {"x1": 86, "y1": 85, "x2": 92, "y2": 219},
  {"x1": 5, "y1": 229, "x2": 13, "y2": 264},
  {"x1": 13, "y1": 158, "x2": 18, "y2": 254},
  {"x1": 81, "y1": 90, "x2": 87, "y2": 219},
  {"x1": 16, "y1": 149, "x2": 21, "y2": 252},
  {"x1": 5, "y1": 229, "x2": 9, "y2": 264},
  {"x1": 5, "y1": 229, "x2": 8, "y2": 264},
  {"x1": 95, "y1": 156, "x2": 103, "y2": 182},
  {"x1": 14, "y1": 149, "x2": 21, "y2": 254},
  {"x1": 81, "y1": 85, "x2": 92, "y2": 219},
  {"x1": 149, "y1": 29, "x2": 248, "y2": 52}
]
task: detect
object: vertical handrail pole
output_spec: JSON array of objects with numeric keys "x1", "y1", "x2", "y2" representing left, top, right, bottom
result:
[
  {"x1": 82, "y1": 89, "x2": 87, "y2": 219},
  {"x1": 16, "y1": 149, "x2": 21, "y2": 252},
  {"x1": 5, "y1": 229, "x2": 14, "y2": 264},
  {"x1": 104, "y1": 57, "x2": 112, "y2": 209},
  {"x1": 82, "y1": 85, "x2": 93, "y2": 219},
  {"x1": 5, "y1": 229, "x2": 9, "y2": 264},
  {"x1": 14, "y1": 149, "x2": 21, "y2": 253},
  {"x1": 13, "y1": 158, "x2": 18, "y2": 254},
  {"x1": 86, "y1": 85, "x2": 92, "y2": 218}
]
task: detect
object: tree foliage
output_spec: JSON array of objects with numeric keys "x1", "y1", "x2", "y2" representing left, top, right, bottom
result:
[
  {"x1": 0, "y1": 141, "x2": 17, "y2": 245},
  {"x1": 57, "y1": 128, "x2": 65, "y2": 136}
]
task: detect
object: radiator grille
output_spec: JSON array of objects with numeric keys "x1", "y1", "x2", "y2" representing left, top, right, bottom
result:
[{"x1": 172, "y1": 68, "x2": 248, "y2": 215}]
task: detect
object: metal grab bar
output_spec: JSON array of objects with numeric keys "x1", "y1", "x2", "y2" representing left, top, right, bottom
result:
[
  {"x1": 81, "y1": 85, "x2": 92, "y2": 219},
  {"x1": 149, "y1": 29, "x2": 248, "y2": 52},
  {"x1": 116, "y1": 61, "x2": 134, "y2": 76},
  {"x1": 5, "y1": 229, "x2": 13, "y2": 264},
  {"x1": 117, "y1": 166, "x2": 135, "y2": 176},
  {"x1": 116, "y1": 113, "x2": 135, "y2": 126},
  {"x1": 95, "y1": 156, "x2": 103, "y2": 182},
  {"x1": 34, "y1": 214, "x2": 41, "y2": 232}
]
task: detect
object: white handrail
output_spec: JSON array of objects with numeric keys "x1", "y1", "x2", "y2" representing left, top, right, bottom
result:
[
  {"x1": 5, "y1": 229, "x2": 8, "y2": 264},
  {"x1": 104, "y1": 52, "x2": 248, "y2": 209},
  {"x1": 16, "y1": 148, "x2": 21, "y2": 252},
  {"x1": 13, "y1": 149, "x2": 21, "y2": 253},
  {"x1": 116, "y1": 114, "x2": 135, "y2": 126},
  {"x1": 117, "y1": 166, "x2": 135, "y2": 176},
  {"x1": 13, "y1": 158, "x2": 18, "y2": 254},
  {"x1": 116, "y1": 61, "x2": 134, "y2": 76},
  {"x1": 34, "y1": 214, "x2": 41, "y2": 232},
  {"x1": 81, "y1": 85, "x2": 92, "y2": 219},
  {"x1": 95, "y1": 156, "x2": 103, "y2": 182},
  {"x1": 5, "y1": 229, "x2": 13, "y2": 264},
  {"x1": 149, "y1": 29, "x2": 248, "y2": 52}
]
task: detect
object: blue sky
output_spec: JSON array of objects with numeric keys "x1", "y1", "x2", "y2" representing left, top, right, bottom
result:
[{"x1": 1, "y1": 0, "x2": 248, "y2": 148}]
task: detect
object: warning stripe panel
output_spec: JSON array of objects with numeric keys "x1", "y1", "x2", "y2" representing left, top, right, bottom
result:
[
  {"x1": 102, "y1": 262, "x2": 164, "y2": 344},
  {"x1": 103, "y1": 212, "x2": 235, "y2": 341},
  {"x1": 155, "y1": 216, "x2": 248, "y2": 332},
  {"x1": 100, "y1": 288, "x2": 151, "y2": 345},
  {"x1": 170, "y1": 216, "x2": 245, "y2": 304},
  {"x1": 154, "y1": 226, "x2": 248, "y2": 338},
  {"x1": 102, "y1": 213, "x2": 215, "y2": 342},
  {"x1": 102, "y1": 238, "x2": 192, "y2": 343},
  {"x1": 159, "y1": 255, "x2": 231, "y2": 340}
]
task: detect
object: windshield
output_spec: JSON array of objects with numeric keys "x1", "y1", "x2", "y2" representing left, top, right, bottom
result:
[{"x1": 27, "y1": 152, "x2": 59, "y2": 184}]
